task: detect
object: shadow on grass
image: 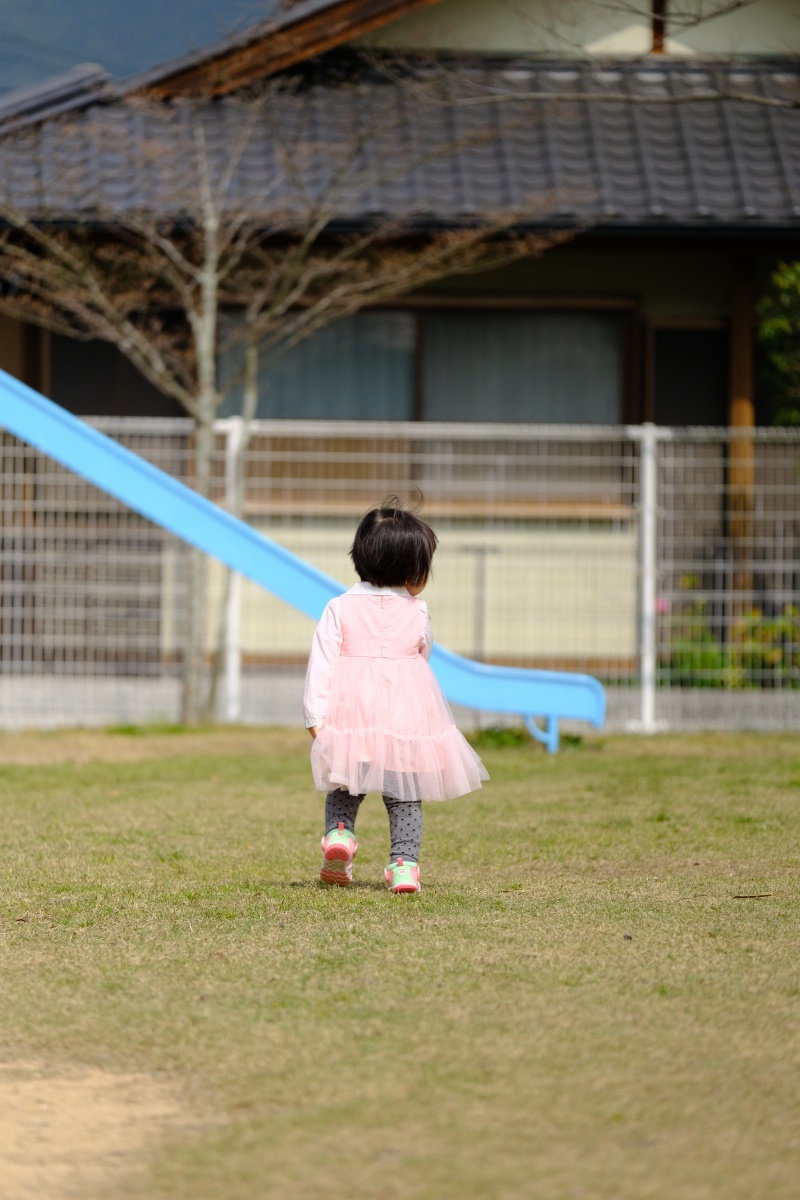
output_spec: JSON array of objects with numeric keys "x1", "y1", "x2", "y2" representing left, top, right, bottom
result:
[{"x1": 286, "y1": 879, "x2": 387, "y2": 892}]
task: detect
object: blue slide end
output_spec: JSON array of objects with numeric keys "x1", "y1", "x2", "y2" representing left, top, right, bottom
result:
[{"x1": 0, "y1": 368, "x2": 605, "y2": 750}]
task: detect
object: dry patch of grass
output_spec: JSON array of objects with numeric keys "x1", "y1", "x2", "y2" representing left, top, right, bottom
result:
[
  {"x1": 0, "y1": 1061, "x2": 182, "y2": 1200},
  {"x1": 0, "y1": 730, "x2": 798, "y2": 1199}
]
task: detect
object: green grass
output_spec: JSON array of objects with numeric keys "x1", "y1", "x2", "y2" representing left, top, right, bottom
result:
[{"x1": 1, "y1": 729, "x2": 799, "y2": 1199}]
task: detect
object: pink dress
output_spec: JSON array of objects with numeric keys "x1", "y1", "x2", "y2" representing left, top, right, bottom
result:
[{"x1": 304, "y1": 583, "x2": 488, "y2": 803}]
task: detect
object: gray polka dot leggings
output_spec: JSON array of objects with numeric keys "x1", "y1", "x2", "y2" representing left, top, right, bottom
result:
[{"x1": 325, "y1": 790, "x2": 423, "y2": 864}]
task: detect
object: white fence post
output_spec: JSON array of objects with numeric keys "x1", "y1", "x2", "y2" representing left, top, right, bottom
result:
[
  {"x1": 640, "y1": 422, "x2": 658, "y2": 732},
  {"x1": 628, "y1": 422, "x2": 666, "y2": 735},
  {"x1": 223, "y1": 418, "x2": 243, "y2": 723}
]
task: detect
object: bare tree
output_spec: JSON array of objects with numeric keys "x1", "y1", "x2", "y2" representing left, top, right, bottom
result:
[{"x1": 0, "y1": 67, "x2": 573, "y2": 721}]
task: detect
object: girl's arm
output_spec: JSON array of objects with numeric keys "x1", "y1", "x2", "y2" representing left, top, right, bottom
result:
[
  {"x1": 419, "y1": 600, "x2": 433, "y2": 662},
  {"x1": 303, "y1": 598, "x2": 343, "y2": 732}
]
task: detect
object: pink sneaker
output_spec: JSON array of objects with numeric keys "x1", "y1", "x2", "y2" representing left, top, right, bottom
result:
[
  {"x1": 319, "y1": 822, "x2": 358, "y2": 886},
  {"x1": 384, "y1": 858, "x2": 420, "y2": 894}
]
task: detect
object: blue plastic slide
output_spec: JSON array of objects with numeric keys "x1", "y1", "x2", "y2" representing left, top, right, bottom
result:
[{"x1": 0, "y1": 369, "x2": 605, "y2": 750}]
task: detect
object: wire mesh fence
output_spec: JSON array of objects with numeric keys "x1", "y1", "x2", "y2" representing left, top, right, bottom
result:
[
  {"x1": 655, "y1": 427, "x2": 800, "y2": 729},
  {"x1": 0, "y1": 418, "x2": 797, "y2": 730}
]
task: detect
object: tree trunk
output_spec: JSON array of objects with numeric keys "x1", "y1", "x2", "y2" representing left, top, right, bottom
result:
[
  {"x1": 183, "y1": 170, "x2": 221, "y2": 724},
  {"x1": 181, "y1": 416, "x2": 215, "y2": 724},
  {"x1": 205, "y1": 338, "x2": 260, "y2": 721}
]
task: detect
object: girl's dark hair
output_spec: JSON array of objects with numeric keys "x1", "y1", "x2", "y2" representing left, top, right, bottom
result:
[{"x1": 350, "y1": 496, "x2": 437, "y2": 588}]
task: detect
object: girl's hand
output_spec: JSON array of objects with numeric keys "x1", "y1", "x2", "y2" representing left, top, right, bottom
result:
[{"x1": 308, "y1": 726, "x2": 318, "y2": 740}]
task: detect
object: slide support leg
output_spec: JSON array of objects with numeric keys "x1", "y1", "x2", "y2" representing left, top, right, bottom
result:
[{"x1": 526, "y1": 714, "x2": 559, "y2": 754}]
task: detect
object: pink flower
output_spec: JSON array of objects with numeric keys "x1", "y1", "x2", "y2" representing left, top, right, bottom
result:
[{"x1": 655, "y1": 597, "x2": 671, "y2": 614}]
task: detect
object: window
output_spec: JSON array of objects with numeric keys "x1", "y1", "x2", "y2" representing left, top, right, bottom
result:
[
  {"x1": 422, "y1": 312, "x2": 622, "y2": 423},
  {"x1": 50, "y1": 334, "x2": 183, "y2": 417},
  {"x1": 223, "y1": 308, "x2": 625, "y2": 423},
  {"x1": 221, "y1": 312, "x2": 416, "y2": 421}
]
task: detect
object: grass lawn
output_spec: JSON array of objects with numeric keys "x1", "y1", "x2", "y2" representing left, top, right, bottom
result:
[{"x1": 0, "y1": 727, "x2": 799, "y2": 1199}]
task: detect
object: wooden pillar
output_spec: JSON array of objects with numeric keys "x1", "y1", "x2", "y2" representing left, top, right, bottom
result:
[
  {"x1": 21, "y1": 324, "x2": 50, "y2": 395},
  {"x1": 0, "y1": 313, "x2": 27, "y2": 380},
  {"x1": 728, "y1": 256, "x2": 755, "y2": 603},
  {"x1": 651, "y1": 0, "x2": 666, "y2": 54}
]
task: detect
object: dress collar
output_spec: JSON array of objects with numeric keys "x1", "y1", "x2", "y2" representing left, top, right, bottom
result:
[{"x1": 348, "y1": 581, "x2": 412, "y2": 598}]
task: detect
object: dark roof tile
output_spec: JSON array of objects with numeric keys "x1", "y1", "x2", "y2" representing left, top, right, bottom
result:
[{"x1": 0, "y1": 60, "x2": 797, "y2": 231}]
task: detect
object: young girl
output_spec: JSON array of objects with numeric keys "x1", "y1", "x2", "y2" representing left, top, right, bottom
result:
[{"x1": 303, "y1": 499, "x2": 488, "y2": 893}]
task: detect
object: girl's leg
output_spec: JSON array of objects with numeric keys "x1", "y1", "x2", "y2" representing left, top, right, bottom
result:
[
  {"x1": 325, "y1": 789, "x2": 363, "y2": 834},
  {"x1": 382, "y1": 796, "x2": 423, "y2": 863},
  {"x1": 320, "y1": 790, "x2": 363, "y2": 887}
]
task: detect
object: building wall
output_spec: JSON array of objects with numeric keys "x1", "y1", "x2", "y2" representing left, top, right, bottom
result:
[
  {"x1": 160, "y1": 520, "x2": 639, "y2": 664},
  {"x1": 367, "y1": 0, "x2": 800, "y2": 58},
  {"x1": 423, "y1": 243, "x2": 736, "y2": 319},
  {"x1": 2, "y1": 243, "x2": 781, "y2": 423}
]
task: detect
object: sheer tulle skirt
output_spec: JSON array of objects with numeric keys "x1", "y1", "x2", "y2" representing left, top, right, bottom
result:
[{"x1": 310, "y1": 655, "x2": 488, "y2": 803}]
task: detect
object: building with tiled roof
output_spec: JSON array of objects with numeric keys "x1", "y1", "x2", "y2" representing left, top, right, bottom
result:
[{"x1": 0, "y1": 0, "x2": 798, "y2": 426}]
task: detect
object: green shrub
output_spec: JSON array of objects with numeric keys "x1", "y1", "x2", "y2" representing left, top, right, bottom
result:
[
  {"x1": 467, "y1": 725, "x2": 533, "y2": 749},
  {"x1": 758, "y1": 260, "x2": 800, "y2": 425},
  {"x1": 661, "y1": 593, "x2": 800, "y2": 689}
]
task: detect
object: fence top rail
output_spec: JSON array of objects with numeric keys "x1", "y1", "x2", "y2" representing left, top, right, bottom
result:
[
  {"x1": 627, "y1": 425, "x2": 800, "y2": 443},
  {"x1": 77, "y1": 417, "x2": 800, "y2": 444},
  {"x1": 69, "y1": 418, "x2": 192, "y2": 437}
]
